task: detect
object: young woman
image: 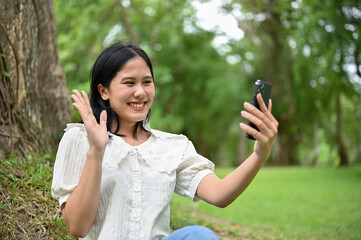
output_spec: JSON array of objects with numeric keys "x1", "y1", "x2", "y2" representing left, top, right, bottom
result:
[{"x1": 51, "y1": 43, "x2": 278, "y2": 240}]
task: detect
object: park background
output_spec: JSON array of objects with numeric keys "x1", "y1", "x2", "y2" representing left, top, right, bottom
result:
[{"x1": 0, "y1": 0, "x2": 360, "y2": 239}]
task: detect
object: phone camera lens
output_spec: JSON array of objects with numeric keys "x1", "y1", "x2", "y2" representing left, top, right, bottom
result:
[{"x1": 259, "y1": 83, "x2": 264, "y2": 92}]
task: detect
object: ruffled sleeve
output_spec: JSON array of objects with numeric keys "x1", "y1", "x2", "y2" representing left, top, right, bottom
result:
[
  {"x1": 51, "y1": 123, "x2": 90, "y2": 208},
  {"x1": 174, "y1": 140, "x2": 215, "y2": 202}
]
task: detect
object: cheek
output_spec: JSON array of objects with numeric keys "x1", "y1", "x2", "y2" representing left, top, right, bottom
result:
[{"x1": 148, "y1": 86, "x2": 155, "y2": 99}]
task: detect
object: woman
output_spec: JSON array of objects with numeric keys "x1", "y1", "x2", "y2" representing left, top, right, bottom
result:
[{"x1": 51, "y1": 43, "x2": 278, "y2": 240}]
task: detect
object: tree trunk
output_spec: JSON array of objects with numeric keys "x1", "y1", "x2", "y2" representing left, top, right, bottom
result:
[
  {"x1": 35, "y1": 0, "x2": 72, "y2": 141},
  {"x1": 336, "y1": 91, "x2": 349, "y2": 166},
  {"x1": 310, "y1": 123, "x2": 319, "y2": 166},
  {"x1": 0, "y1": 0, "x2": 72, "y2": 158},
  {"x1": 238, "y1": 132, "x2": 248, "y2": 164},
  {"x1": 261, "y1": 5, "x2": 297, "y2": 165}
]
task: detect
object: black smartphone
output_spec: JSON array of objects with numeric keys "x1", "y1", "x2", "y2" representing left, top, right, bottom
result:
[{"x1": 246, "y1": 80, "x2": 272, "y2": 140}]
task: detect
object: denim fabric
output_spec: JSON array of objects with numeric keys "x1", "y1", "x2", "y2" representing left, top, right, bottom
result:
[{"x1": 165, "y1": 226, "x2": 219, "y2": 240}]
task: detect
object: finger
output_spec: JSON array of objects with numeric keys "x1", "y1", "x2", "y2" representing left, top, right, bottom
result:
[
  {"x1": 249, "y1": 97, "x2": 278, "y2": 129},
  {"x1": 268, "y1": 99, "x2": 273, "y2": 112},
  {"x1": 257, "y1": 93, "x2": 268, "y2": 112},
  {"x1": 72, "y1": 102, "x2": 91, "y2": 122},
  {"x1": 71, "y1": 93, "x2": 78, "y2": 103},
  {"x1": 71, "y1": 94, "x2": 87, "y2": 115},
  {"x1": 241, "y1": 111, "x2": 273, "y2": 137},
  {"x1": 81, "y1": 90, "x2": 93, "y2": 113},
  {"x1": 99, "y1": 110, "x2": 107, "y2": 129},
  {"x1": 73, "y1": 89, "x2": 92, "y2": 114},
  {"x1": 72, "y1": 89, "x2": 82, "y2": 99},
  {"x1": 244, "y1": 102, "x2": 275, "y2": 131},
  {"x1": 239, "y1": 123, "x2": 267, "y2": 142},
  {"x1": 266, "y1": 99, "x2": 278, "y2": 128},
  {"x1": 71, "y1": 90, "x2": 96, "y2": 125},
  {"x1": 257, "y1": 94, "x2": 275, "y2": 123},
  {"x1": 72, "y1": 89, "x2": 87, "y2": 107},
  {"x1": 264, "y1": 100, "x2": 278, "y2": 127}
]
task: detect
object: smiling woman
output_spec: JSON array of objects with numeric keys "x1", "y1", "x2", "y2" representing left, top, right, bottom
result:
[
  {"x1": 88, "y1": 43, "x2": 155, "y2": 139},
  {"x1": 97, "y1": 56, "x2": 155, "y2": 138},
  {"x1": 51, "y1": 42, "x2": 278, "y2": 240}
]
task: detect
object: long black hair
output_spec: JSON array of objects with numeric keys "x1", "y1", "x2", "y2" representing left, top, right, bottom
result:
[{"x1": 89, "y1": 42, "x2": 154, "y2": 138}]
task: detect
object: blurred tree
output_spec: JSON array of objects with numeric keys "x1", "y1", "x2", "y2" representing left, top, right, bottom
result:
[
  {"x1": 224, "y1": 0, "x2": 299, "y2": 164},
  {"x1": 290, "y1": 0, "x2": 360, "y2": 166},
  {"x1": 54, "y1": 0, "x2": 243, "y2": 165},
  {"x1": 54, "y1": 0, "x2": 360, "y2": 166},
  {"x1": 224, "y1": 0, "x2": 360, "y2": 165},
  {"x1": 0, "y1": 0, "x2": 72, "y2": 157}
]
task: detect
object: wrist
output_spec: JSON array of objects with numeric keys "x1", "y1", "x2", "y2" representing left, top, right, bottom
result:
[
  {"x1": 252, "y1": 151, "x2": 269, "y2": 165},
  {"x1": 88, "y1": 146, "x2": 105, "y2": 160}
]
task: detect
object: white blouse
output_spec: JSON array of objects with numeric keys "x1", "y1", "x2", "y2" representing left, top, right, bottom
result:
[{"x1": 51, "y1": 123, "x2": 214, "y2": 240}]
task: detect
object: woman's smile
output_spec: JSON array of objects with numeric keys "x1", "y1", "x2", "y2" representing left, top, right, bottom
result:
[{"x1": 128, "y1": 101, "x2": 147, "y2": 110}]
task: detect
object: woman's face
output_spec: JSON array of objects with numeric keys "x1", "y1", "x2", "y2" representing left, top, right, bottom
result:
[{"x1": 99, "y1": 56, "x2": 155, "y2": 128}]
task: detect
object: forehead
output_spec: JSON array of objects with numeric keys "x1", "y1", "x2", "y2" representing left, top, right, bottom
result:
[{"x1": 118, "y1": 56, "x2": 151, "y2": 75}]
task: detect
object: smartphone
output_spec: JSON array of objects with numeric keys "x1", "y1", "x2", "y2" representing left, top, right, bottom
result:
[{"x1": 246, "y1": 80, "x2": 272, "y2": 140}]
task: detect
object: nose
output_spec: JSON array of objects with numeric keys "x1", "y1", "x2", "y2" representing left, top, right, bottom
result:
[{"x1": 134, "y1": 84, "x2": 146, "y2": 98}]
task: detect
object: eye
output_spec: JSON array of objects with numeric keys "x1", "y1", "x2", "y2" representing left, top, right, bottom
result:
[
  {"x1": 143, "y1": 79, "x2": 153, "y2": 85},
  {"x1": 124, "y1": 81, "x2": 134, "y2": 85}
]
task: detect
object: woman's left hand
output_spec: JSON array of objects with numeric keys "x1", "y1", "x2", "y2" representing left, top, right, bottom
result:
[{"x1": 240, "y1": 94, "x2": 279, "y2": 159}]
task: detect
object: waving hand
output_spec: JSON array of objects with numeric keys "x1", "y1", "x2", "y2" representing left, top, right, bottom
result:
[{"x1": 71, "y1": 90, "x2": 109, "y2": 152}]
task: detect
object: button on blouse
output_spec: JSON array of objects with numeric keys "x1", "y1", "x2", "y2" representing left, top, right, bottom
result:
[{"x1": 51, "y1": 123, "x2": 215, "y2": 240}]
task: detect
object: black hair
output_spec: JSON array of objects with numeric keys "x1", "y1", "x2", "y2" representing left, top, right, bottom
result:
[{"x1": 89, "y1": 42, "x2": 154, "y2": 138}]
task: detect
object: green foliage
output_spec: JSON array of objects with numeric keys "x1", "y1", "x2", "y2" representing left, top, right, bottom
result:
[
  {"x1": 54, "y1": 0, "x2": 243, "y2": 165},
  {"x1": 172, "y1": 166, "x2": 361, "y2": 239},
  {"x1": 54, "y1": 0, "x2": 361, "y2": 166},
  {"x1": 226, "y1": 0, "x2": 361, "y2": 165}
]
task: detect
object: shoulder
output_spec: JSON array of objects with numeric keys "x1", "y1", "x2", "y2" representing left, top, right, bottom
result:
[
  {"x1": 62, "y1": 123, "x2": 87, "y2": 138},
  {"x1": 58, "y1": 123, "x2": 88, "y2": 148},
  {"x1": 64, "y1": 123, "x2": 86, "y2": 133}
]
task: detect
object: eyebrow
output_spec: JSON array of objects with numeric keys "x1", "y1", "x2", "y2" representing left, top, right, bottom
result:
[{"x1": 121, "y1": 76, "x2": 153, "y2": 81}]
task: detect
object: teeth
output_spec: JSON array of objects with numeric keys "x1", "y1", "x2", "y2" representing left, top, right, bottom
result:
[{"x1": 130, "y1": 103, "x2": 144, "y2": 108}]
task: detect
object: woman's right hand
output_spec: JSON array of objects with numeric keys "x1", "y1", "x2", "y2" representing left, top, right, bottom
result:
[{"x1": 71, "y1": 90, "x2": 109, "y2": 152}]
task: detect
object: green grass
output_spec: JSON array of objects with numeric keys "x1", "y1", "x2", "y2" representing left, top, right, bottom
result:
[
  {"x1": 1, "y1": 152, "x2": 360, "y2": 239},
  {"x1": 170, "y1": 166, "x2": 361, "y2": 240},
  {"x1": 0, "y1": 154, "x2": 74, "y2": 239}
]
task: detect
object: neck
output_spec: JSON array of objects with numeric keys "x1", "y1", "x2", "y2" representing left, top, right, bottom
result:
[
  {"x1": 114, "y1": 121, "x2": 143, "y2": 139},
  {"x1": 117, "y1": 122, "x2": 150, "y2": 146}
]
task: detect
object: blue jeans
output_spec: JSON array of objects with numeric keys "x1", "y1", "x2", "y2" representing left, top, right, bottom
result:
[{"x1": 165, "y1": 226, "x2": 219, "y2": 240}]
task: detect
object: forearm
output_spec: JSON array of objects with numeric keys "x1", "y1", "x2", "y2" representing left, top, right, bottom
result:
[
  {"x1": 217, "y1": 152, "x2": 267, "y2": 206},
  {"x1": 62, "y1": 148, "x2": 103, "y2": 237},
  {"x1": 197, "y1": 152, "x2": 267, "y2": 208},
  {"x1": 198, "y1": 93, "x2": 278, "y2": 208}
]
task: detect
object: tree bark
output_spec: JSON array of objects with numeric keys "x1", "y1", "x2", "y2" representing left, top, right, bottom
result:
[
  {"x1": 336, "y1": 91, "x2": 349, "y2": 166},
  {"x1": 261, "y1": 5, "x2": 297, "y2": 165},
  {"x1": 34, "y1": 0, "x2": 72, "y2": 141},
  {"x1": 0, "y1": 0, "x2": 71, "y2": 158},
  {"x1": 310, "y1": 123, "x2": 319, "y2": 166}
]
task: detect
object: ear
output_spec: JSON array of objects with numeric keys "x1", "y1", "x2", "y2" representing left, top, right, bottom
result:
[{"x1": 98, "y1": 84, "x2": 109, "y2": 100}]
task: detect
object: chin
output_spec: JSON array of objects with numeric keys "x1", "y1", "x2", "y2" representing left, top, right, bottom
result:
[{"x1": 131, "y1": 115, "x2": 148, "y2": 123}]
